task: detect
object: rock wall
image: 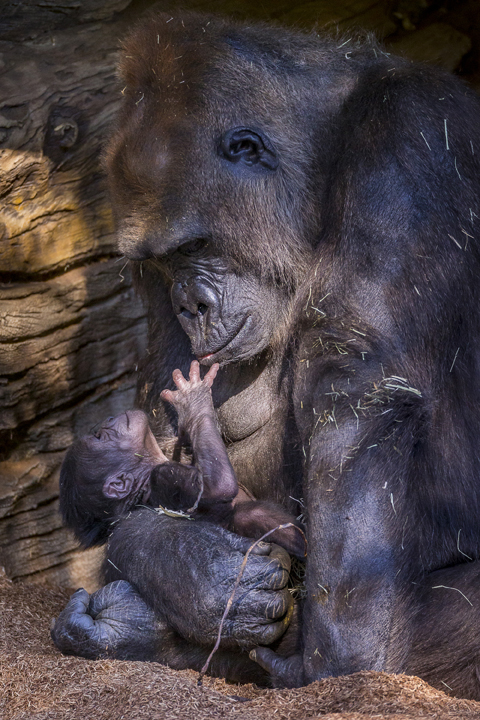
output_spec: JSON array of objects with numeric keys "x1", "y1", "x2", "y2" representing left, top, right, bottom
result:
[
  {"x1": 0, "y1": 0, "x2": 147, "y2": 590},
  {"x1": 0, "y1": 0, "x2": 477, "y2": 590}
]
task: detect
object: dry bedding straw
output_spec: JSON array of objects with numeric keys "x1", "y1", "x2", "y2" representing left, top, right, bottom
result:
[{"x1": 1, "y1": 570, "x2": 480, "y2": 720}]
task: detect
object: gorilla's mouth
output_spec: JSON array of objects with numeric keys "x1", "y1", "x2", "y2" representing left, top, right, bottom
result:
[{"x1": 197, "y1": 315, "x2": 252, "y2": 364}]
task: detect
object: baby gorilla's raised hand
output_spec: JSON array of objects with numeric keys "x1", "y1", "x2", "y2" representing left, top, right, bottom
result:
[
  {"x1": 160, "y1": 360, "x2": 219, "y2": 435},
  {"x1": 160, "y1": 360, "x2": 237, "y2": 504}
]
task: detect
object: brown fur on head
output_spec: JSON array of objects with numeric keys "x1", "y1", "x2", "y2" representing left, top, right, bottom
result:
[{"x1": 105, "y1": 12, "x2": 359, "y2": 290}]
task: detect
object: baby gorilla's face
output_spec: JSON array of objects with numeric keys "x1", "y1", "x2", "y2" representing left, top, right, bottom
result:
[{"x1": 90, "y1": 410, "x2": 167, "y2": 465}]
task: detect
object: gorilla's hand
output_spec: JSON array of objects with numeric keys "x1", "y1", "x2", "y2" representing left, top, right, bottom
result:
[
  {"x1": 107, "y1": 511, "x2": 294, "y2": 649},
  {"x1": 51, "y1": 580, "x2": 165, "y2": 660},
  {"x1": 250, "y1": 648, "x2": 305, "y2": 688}
]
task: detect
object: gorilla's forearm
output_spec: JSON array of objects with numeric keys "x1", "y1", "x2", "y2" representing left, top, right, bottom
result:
[
  {"x1": 50, "y1": 581, "x2": 269, "y2": 684},
  {"x1": 189, "y1": 413, "x2": 238, "y2": 504},
  {"x1": 104, "y1": 508, "x2": 293, "y2": 649}
]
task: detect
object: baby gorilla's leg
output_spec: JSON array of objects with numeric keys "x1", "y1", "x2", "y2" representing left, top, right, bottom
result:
[{"x1": 231, "y1": 500, "x2": 306, "y2": 558}]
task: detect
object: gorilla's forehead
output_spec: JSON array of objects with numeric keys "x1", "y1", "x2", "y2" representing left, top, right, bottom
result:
[
  {"x1": 108, "y1": 13, "x2": 360, "y2": 271},
  {"x1": 119, "y1": 13, "x2": 339, "y2": 121}
]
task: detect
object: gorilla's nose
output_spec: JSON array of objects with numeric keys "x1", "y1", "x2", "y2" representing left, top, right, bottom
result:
[{"x1": 171, "y1": 279, "x2": 218, "y2": 322}]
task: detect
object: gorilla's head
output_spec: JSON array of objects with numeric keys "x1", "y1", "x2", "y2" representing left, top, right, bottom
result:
[{"x1": 106, "y1": 13, "x2": 354, "y2": 364}]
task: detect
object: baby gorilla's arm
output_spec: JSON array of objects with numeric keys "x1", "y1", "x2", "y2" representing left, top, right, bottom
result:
[
  {"x1": 161, "y1": 362, "x2": 306, "y2": 556},
  {"x1": 160, "y1": 361, "x2": 238, "y2": 506}
]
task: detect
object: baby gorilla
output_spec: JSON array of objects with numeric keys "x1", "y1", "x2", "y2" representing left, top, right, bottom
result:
[
  {"x1": 59, "y1": 361, "x2": 305, "y2": 558},
  {"x1": 53, "y1": 361, "x2": 302, "y2": 680}
]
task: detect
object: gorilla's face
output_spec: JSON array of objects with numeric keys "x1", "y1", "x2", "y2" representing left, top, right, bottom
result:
[
  {"x1": 107, "y1": 114, "x2": 299, "y2": 366},
  {"x1": 104, "y1": 16, "x2": 346, "y2": 364},
  {"x1": 160, "y1": 241, "x2": 287, "y2": 365}
]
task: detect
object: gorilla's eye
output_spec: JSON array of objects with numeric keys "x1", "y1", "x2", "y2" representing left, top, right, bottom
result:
[
  {"x1": 219, "y1": 127, "x2": 278, "y2": 171},
  {"x1": 177, "y1": 238, "x2": 207, "y2": 256}
]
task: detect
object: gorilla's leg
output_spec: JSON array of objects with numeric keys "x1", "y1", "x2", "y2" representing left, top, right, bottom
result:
[
  {"x1": 405, "y1": 561, "x2": 480, "y2": 700},
  {"x1": 253, "y1": 561, "x2": 480, "y2": 699}
]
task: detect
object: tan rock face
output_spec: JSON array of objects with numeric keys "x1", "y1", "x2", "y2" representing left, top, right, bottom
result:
[{"x1": 0, "y1": 12, "x2": 147, "y2": 587}]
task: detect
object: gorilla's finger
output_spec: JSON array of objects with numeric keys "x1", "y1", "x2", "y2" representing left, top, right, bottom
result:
[
  {"x1": 172, "y1": 368, "x2": 188, "y2": 390},
  {"x1": 51, "y1": 589, "x2": 95, "y2": 648},
  {"x1": 267, "y1": 544, "x2": 292, "y2": 574},
  {"x1": 249, "y1": 648, "x2": 304, "y2": 687},
  {"x1": 239, "y1": 553, "x2": 290, "y2": 592},
  {"x1": 160, "y1": 388, "x2": 176, "y2": 404},
  {"x1": 229, "y1": 533, "x2": 272, "y2": 556},
  {"x1": 247, "y1": 594, "x2": 294, "y2": 645},
  {"x1": 65, "y1": 588, "x2": 90, "y2": 613},
  {"x1": 264, "y1": 588, "x2": 294, "y2": 621},
  {"x1": 88, "y1": 580, "x2": 136, "y2": 617}
]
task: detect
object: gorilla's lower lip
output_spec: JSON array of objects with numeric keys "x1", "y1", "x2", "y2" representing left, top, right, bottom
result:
[{"x1": 197, "y1": 316, "x2": 251, "y2": 362}]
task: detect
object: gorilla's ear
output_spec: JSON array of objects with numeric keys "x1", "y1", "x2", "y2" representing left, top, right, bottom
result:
[
  {"x1": 219, "y1": 127, "x2": 279, "y2": 171},
  {"x1": 103, "y1": 473, "x2": 135, "y2": 500}
]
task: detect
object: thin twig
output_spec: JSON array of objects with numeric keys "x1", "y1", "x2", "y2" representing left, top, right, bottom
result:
[
  {"x1": 197, "y1": 523, "x2": 307, "y2": 685},
  {"x1": 449, "y1": 348, "x2": 460, "y2": 373}
]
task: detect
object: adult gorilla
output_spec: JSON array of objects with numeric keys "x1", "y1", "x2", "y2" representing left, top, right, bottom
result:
[{"x1": 53, "y1": 12, "x2": 480, "y2": 698}]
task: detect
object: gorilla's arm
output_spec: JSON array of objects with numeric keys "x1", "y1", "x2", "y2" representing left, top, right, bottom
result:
[
  {"x1": 51, "y1": 580, "x2": 269, "y2": 684},
  {"x1": 280, "y1": 68, "x2": 480, "y2": 684},
  {"x1": 104, "y1": 508, "x2": 293, "y2": 649}
]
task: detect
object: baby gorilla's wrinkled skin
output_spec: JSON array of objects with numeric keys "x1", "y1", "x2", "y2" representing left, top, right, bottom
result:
[{"x1": 52, "y1": 362, "x2": 304, "y2": 681}]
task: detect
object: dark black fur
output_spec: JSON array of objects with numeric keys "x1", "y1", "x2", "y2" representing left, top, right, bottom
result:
[
  {"x1": 54, "y1": 13, "x2": 480, "y2": 699},
  {"x1": 59, "y1": 439, "x2": 125, "y2": 547}
]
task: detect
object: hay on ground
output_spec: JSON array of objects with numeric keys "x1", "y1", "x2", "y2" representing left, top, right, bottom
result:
[{"x1": 1, "y1": 570, "x2": 479, "y2": 720}]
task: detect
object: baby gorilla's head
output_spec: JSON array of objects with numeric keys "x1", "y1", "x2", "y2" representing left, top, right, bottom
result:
[{"x1": 60, "y1": 411, "x2": 166, "y2": 547}]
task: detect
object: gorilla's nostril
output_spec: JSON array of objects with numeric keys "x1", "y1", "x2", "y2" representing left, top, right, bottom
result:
[{"x1": 180, "y1": 308, "x2": 196, "y2": 320}]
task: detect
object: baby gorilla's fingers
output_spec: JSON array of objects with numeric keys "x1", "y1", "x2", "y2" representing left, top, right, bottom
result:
[
  {"x1": 188, "y1": 360, "x2": 201, "y2": 383},
  {"x1": 203, "y1": 362, "x2": 219, "y2": 388},
  {"x1": 172, "y1": 368, "x2": 189, "y2": 391},
  {"x1": 160, "y1": 388, "x2": 176, "y2": 405}
]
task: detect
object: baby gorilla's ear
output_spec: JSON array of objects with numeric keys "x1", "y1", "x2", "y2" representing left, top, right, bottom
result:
[{"x1": 103, "y1": 473, "x2": 135, "y2": 500}]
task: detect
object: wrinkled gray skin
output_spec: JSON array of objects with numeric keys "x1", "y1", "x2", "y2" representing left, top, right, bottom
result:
[{"x1": 52, "y1": 11, "x2": 480, "y2": 699}]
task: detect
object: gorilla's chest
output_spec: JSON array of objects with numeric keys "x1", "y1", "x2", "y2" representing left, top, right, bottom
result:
[
  {"x1": 212, "y1": 359, "x2": 298, "y2": 505},
  {"x1": 215, "y1": 379, "x2": 277, "y2": 442}
]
